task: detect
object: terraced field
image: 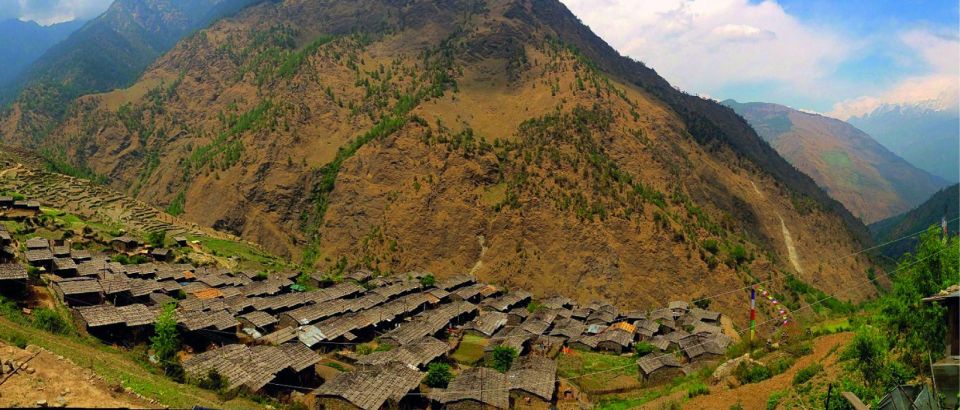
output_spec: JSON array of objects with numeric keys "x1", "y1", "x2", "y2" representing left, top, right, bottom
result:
[{"x1": 0, "y1": 147, "x2": 239, "y2": 242}]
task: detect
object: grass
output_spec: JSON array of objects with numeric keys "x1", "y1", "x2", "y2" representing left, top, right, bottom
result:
[
  {"x1": 811, "y1": 317, "x2": 851, "y2": 334},
  {"x1": 557, "y1": 350, "x2": 639, "y2": 393},
  {"x1": 595, "y1": 367, "x2": 716, "y2": 409},
  {"x1": 450, "y1": 334, "x2": 489, "y2": 365},
  {"x1": 0, "y1": 317, "x2": 262, "y2": 409},
  {"x1": 188, "y1": 235, "x2": 285, "y2": 270}
]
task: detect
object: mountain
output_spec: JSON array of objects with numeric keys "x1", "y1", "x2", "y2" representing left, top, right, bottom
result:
[
  {"x1": 0, "y1": 0, "x2": 876, "y2": 311},
  {"x1": 870, "y1": 184, "x2": 959, "y2": 260},
  {"x1": 724, "y1": 100, "x2": 949, "y2": 223},
  {"x1": 0, "y1": 0, "x2": 263, "y2": 144},
  {"x1": 0, "y1": 19, "x2": 84, "y2": 87},
  {"x1": 848, "y1": 101, "x2": 959, "y2": 182}
]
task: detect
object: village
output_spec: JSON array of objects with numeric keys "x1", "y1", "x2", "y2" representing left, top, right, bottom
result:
[{"x1": 0, "y1": 193, "x2": 737, "y2": 409}]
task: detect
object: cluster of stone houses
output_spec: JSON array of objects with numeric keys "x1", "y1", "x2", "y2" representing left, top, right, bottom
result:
[{"x1": 3, "y1": 215, "x2": 731, "y2": 409}]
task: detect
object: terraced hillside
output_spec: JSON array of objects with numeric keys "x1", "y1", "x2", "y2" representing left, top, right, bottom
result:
[{"x1": 0, "y1": 146, "x2": 239, "y2": 242}]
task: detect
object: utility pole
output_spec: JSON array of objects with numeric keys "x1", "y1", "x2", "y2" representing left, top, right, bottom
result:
[{"x1": 825, "y1": 383, "x2": 832, "y2": 409}]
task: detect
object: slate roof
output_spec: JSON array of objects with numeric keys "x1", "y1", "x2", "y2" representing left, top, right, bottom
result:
[
  {"x1": 25, "y1": 248, "x2": 54, "y2": 263},
  {"x1": 76, "y1": 305, "x2": 124, "y2": 327},
  {"x1": 437, "y1": 274, "x2": 474, "y2": 291},
  {"x1": 0, "y1": 263, "x2": 27, "y2": 280},
  {"x1": 25, "y1": 237, "x2": 49, "y2": 249},
  {"x1": 182, "y1": 344, "x2": 303, "y2": 392},
  {"x1": 431, "y1": 367, "x2": 509, "y2": 409},
  {"x1": 465, "y1": 311, "x2": 509, "y2": 336},
  {"x1": 314, "y1": 361, "x2": 423, "y2": 410},
  {"x1": 278, "y1": 342, "x2": 321, "y2": 372},
  {"x1": 239, "y1": 310, "x2": 278, "y2": 329},
  {"x1": 507, "y1": 356, "x2": 557, "y2": 401},
  {"x1": 356, "y1": 336, "x2": 449, "y2": 368},
  {"x1": 637, "y1": 353, "x2": 682, "y2": 375},
  {"x1": 177, "y1": 309, "x2": 238, "y2": 331},
  {"x1": 483, "y1": 291, "x2": 532, "y2": 312},
  {"x1": 54, "y1": 278, "x2": 102, "y2": 295}
]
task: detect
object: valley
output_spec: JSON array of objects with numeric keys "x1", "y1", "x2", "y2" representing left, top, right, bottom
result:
[{"x1": 0, "y1": 0, "x2": 955, "y2": 409}]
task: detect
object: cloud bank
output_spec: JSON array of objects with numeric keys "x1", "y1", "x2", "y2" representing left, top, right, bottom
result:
[{"x1": 1, "y1": 0, "x2": 113, "y2": 25}]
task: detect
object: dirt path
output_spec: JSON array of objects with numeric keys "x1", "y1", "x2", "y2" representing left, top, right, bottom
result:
[
  {"x1": 0, "y1": 318, "x2": 263, "y2": 409},
  {"x1": 680, "y1": 332, "x2": 852, "y2": 409},
  {"x1": 0, "y1": 342, "x2": 151, "y2": 408},
  {"x1": 467, "y1": 234, "x2": 488, "y2": 276},
  {"x1": 778, "y1": 215, "x2": 804, "y2": 274}
]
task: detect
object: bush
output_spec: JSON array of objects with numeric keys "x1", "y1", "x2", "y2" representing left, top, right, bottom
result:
[
  {"x1": 151, "y1": 303, "x2": 180, "y2": 374},
  {"x1": 419, "y1": 274, "x2": 435, "y2": 288},
  {"x1": 768, "y1": 357, "x2": 795, "y2": 375},
  {"x1": 785, "y1": 341, "x2": 813, "y2": 356},
  {"x1": 634, "y1": 342, "x2": 654, "y2": 356},
  {"x1": 147, "y1": 230, "x2": 166, "y2": 248},
  {"x1": 32, "y1": 308, "x2": 70, "y2": 334},
  {"x1": 490, "y1": 345, "x2": 518, "y2": 372},
  {"x1": 424, "y1": 362, "x2": 453, "y2": 388},
  {"x1": 733, "y1": 361, "x2": 772, "y2": 384},
  {"x1": 199, "y1": 369, "x2": 228, "y2": 391},
  {"x1": 7, "y1": 332, "x2": 28, "y2": 349},
  {"x1": 693, "y1": 298, "x2": 711, "y2": 309},
  {"x1": 792, "y1": 363, "x2": 822, "y2": 385},
  {"x1": 766, "y1": 390, "x2": 787, "y2": 410},
  {"x1": 702, "y1": 239, "x2": 719, "y2": 254},
  {"x1": 687, "y1": 382, "x2": 709, "y2": 398}
]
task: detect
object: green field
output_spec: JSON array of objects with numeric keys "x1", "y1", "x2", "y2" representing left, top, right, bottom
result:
[
  {"x1": 450, "y1": 334, "x2": 489, "y2": 365},
  {"x1": 557, "y1": 350, "x2": 640, "y2": 393}
]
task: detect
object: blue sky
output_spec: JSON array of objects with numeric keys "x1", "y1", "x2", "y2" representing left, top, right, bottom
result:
[
  {"x1": 4, "y1": 0, "x2": 957, "y2": 118},
  {"x1": 561, "y1": 0, "x2": 958, "y2": 118}
]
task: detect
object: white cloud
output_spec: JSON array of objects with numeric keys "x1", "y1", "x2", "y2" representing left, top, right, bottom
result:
[
  {"x1": 830, "y1": 30, "x2": 959, "y2": 119},
  {"x1": 12, "y1": 0, "x2": 112, "y2": 25},
  {"x1": 559, "y1": 0, "x2": 852, "y2": 99}
]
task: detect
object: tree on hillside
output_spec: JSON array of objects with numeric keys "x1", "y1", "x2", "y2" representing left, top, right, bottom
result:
[
  {"x1": 880, "y1": 226, "x2": 959, "y2": 369},
  {"x1": 151, "y1": 302, "x2": 182, "y2": 380}
]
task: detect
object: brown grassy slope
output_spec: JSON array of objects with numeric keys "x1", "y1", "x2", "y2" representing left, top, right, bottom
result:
[{"x1": 9, "y1": 0, "x2": 873, "y2": 315}]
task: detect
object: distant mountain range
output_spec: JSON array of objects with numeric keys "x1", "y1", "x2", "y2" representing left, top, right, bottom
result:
[
  {"x1": 0, "y1": 0, "x2": 263, "y2": 143},
  {"x1": 724, "y1": 100, "x2": 949, "y2": 223},
  {"x1": 848, "y1": 101, "x2": 959, "y2": 183},
  {"x1": 0, "y1": 19, "x2": 84, "y2": 87},
  {"x1": 870, "y1": 184, "x2": 959, "y2": 260}
]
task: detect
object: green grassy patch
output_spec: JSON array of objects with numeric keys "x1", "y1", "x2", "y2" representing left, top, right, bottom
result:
[
  {"x1": 188, "y1": 236, "x2": 284, "y2": 270},
  {"x1": 450, "y1": 334, "x2": 489, "y2": 365},
  {"x1": 557, "y1": 350, "x2": 639, "y2": 393}
]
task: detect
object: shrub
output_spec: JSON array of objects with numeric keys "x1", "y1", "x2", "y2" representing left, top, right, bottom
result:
[
  {"x1": 785, "y1": 341, "x2": 813, "y2": 356},
  {"x1": 7, "y1": 332, "x2": 28, "y2": 349},
  {"x1": 419, "y1": 274, "x2": 435, "y2": 288},
  {"x1": 147, "y1": 230, "x2": 166, "y2": 248},
  {"x1": 766, "y1": 390, "x2": 787, "y2": 410},
  {"x1": 687, "y1": 382, "x2": 709, "y2": 398},
  {"x1": 693, "y1": 298, "x2": 711, "y2": 309},
  {"x1": 424, "y1": 362, "x2": 453, "y2": 388},
  {"x1": 151, "y1": 303, "x2": 180, "y2": 374},
  {"x1": 32, "y1": 308, "x2": 70, "y2": 334},
  {"x1": 199, "y1": 369, "x2": 228, "y2": 391},
  {"x1": 733, "y1": 361, "x2": 771, "y2": 384},
  {"x1": 792, "y1": 363, "x2": 822, "y2": 385},
  {"x1": 634, "y1": 342, "x2": 654, "y2": 356},
  {"x1": 768, "y1": 357, "x2": 795, "y2": 375},
  {"x1": 702, "y1": 239, "x2": 719, "y2": 254},
  {"x1": 490, "y1": 345, "x2": 518, "y2": 372}
]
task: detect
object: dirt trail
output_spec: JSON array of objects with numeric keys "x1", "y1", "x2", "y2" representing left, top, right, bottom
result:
[
  {"x1": 467, "y1": 234, "x2": 488, "y2": 276},
  {"x1": 679, "y1": 332, "x2": 852, "y2": 409},
  {"x1": 778, "y1": 215, "x2": 804, "y2": 274},
  {"x1": 0, "y1": 342, "x2": 151, "y2": 408}
]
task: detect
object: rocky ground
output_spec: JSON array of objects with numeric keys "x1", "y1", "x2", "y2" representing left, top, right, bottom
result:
[{"x1": 0, "y1": 341, "x2": 152, "y2": 408}]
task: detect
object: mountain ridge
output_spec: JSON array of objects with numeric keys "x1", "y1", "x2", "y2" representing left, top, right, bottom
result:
[
  {"x1": 0, "y1": 0, "x2": 875, "y2": 310},
  {"x1": 724, "y1": 99, "x2": 949, "y2": 223}
]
